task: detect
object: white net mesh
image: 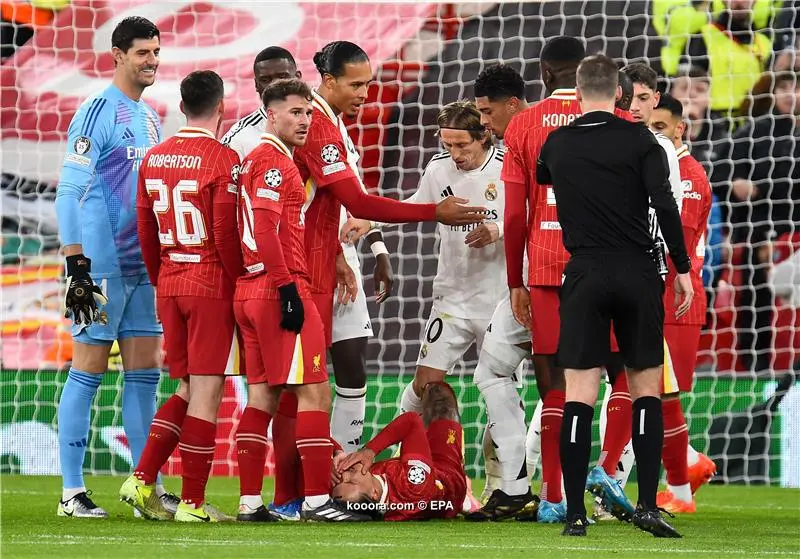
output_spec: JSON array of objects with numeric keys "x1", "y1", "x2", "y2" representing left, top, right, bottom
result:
[{"x1": 1, "y1": 1, "x2": 798, "y2": 485}]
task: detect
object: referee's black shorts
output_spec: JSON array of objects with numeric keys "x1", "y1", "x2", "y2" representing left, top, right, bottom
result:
[{"x1": 557, "y1": 250, "x2": 665, "y2": 370}]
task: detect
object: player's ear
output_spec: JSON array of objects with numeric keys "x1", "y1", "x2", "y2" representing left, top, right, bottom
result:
[
  {"x1": 111, "y1": 46, "x2": 123, "y2": 67},
  {"x1": 179, "y1": 100, "x2": 186, "y2": 118},
  {"x1": 575, "y1": 87, "x2": 583, "y2": 103},
  {"x1": 294, "y1": 69, "x2": 302, "y2": 80},
  {"x1": 615, "y1": 85, "x2": 622, "y2": 102},
  {"x1": 653, "y1": 89, "x2": 661, "y2": 106}
]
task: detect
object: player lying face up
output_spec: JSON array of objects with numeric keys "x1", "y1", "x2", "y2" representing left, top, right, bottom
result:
[{"x1": 331, "y1": 383, "x2": 466, "y2": 521}]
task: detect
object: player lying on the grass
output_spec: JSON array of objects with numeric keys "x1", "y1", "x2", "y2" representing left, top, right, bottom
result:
[
  {"x1": 233, "y1": 78, "x2": 370, "y2": 522},
  {"x1": 54, "y1": 16, "x2": 167, "y2": 519},
  {"x1": 331, "y1": 382, "x2": 467, "y2": 521},
  {"x1": 119, "y1": 70, "x2": 243, "y2": 522}
]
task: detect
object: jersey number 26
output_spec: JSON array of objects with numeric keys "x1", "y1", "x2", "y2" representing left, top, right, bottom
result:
[{"x1": 145, "y1": 178, "x2": 207, "y2": 247}]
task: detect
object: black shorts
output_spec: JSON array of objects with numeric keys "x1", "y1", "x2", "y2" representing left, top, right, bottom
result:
[{"x1": 557, "y1": 252, "x2": 665, "y2": 370}]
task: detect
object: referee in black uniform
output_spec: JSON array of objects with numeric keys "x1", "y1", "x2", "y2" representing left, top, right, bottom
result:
[{"x1": 536, "y1": 54, "x2": 693, "y2": 538}]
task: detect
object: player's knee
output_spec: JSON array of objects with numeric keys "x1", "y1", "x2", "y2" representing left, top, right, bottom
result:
[
  {"x1": 474, "y1": 350, "x2": 520, "y2": 391},
  {"x1": 176, "y1": 378, "x2": 190, "y2": 401},
  {"x1": 71, "y1": 341, "x2": 113, "y2": 373},
  {"x1": 246, "y1": 382, "x2": 273, "y2": 412},
  {"x1": 421, "y1": 382, "x2": 458, "y2": 425},
  {"x1": 627, "y1": 366, "x2": 662, "y2": 400},
  {"x1": 293, "y1": 381, "x2": 331, "y2": 412}
]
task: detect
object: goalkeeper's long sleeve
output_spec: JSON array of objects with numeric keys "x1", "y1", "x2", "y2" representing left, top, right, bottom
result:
[{"x1": 365, "y1": 412, "x2": 431, "y2": 460}]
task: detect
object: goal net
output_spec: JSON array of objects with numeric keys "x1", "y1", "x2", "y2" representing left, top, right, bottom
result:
[{"x1": 1, "y1": 1, "x2": 798, "y2": 487}]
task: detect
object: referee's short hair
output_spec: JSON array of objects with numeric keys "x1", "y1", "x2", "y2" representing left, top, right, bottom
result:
[{"x1": 576, "y1": 54, "x2": 619, "y2": 101}]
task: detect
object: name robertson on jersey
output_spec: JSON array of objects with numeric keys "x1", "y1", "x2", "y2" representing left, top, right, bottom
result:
[
  {"x1": 541, "y1": 113, "x2": 577, "y2": 127},
  {"x1": 144, "y1": 153, "x2": 203, "y2": 170}
]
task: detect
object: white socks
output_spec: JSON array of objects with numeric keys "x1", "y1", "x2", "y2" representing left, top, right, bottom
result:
[
  {"x1": 331, "y1": 384, "x2": 367, "y2": 453},
  {"x1": 477, "y1": 375, "x2": 528, "y2": 496},
  {"x1": 62, "y1": 487, "x2": 86, "y2": 502},
  {"x1": 239, "y1": 494, "x2": 263, "y2": 510},
  {"x1": 526, "y1": 399, "x2": 543, "y2": 481},
  {"x1": 687, "y1": 443, "x2": 701, "y2": 467},
  {"x1": 399, "y1": 381, "x2": 423, "y2": 415},
  {"x1": 669, "y1": 482, "x2": 693, "y2": 502}
]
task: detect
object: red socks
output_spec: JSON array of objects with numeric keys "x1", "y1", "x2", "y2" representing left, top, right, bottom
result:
[
  {"x1": 540, "y1": 389, "x2": 565, "y2": 504},
  {"x1": 273, "y1": 391, "x2": 302, "y2": 505},
  {"x1": 178, "y1": 416, "x2": 216, "y2": 506},
  {"x1": 662, "y1": 397, "x2": 690, "y2": 486},
  {"x1": 236, "y1": 406, "x2": 272, "y2": 497},
  {"x1": 134, "y1": 394, "x2": 188, "y2": 485},
  {"x1": 295, "y1": 410, "x2": 333, "y2": 498},
  {"x1": 599, "y1": 373, "x2": 632, "y2": 476}
]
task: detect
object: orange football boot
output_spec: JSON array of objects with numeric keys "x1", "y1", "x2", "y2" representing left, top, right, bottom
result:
[
  {"x1": 656, "y1": 490, "x2": 696, "y2": 514},
  {"x1": 688, "y1": 453, "x2": 717, "y2": 494}
]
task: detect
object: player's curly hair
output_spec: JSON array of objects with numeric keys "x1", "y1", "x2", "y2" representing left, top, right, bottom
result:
[
  {"x1": 261, "y1": 78, "x2": 312, "y2": 108},
  {"x1": 313, "y1": 41, "x2": 369, "y2": 78},
  {"x1": 111, "y1": 17, "x2": 159, "y2": 53},
  {"x1": 474, "y1": 63, "x2": 525, "y2": 101},
  {"x1": 436, "y1": 100, "x2": 493, "y2": 147}
]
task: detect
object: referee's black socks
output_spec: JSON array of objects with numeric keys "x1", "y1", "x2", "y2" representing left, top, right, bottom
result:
[
  {"x1": 632, "y1": 396, "x2": 664, "y2": 510},
  {"x1": 560, "y1": 401, "x2": 594, "y2": 519}
]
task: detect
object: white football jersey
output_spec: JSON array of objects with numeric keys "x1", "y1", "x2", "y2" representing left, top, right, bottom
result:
[
  {"x1": 408, "y1": 146, "x2": 507, "y2": 319},
  {"x1": 649, "y1": 131, "x2": 683, "y2": 248}
]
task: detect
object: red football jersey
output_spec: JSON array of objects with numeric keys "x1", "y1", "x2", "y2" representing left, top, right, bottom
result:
[
  {"x1": 664, "y1": 145, "x2": 711, "y2": 325},
  {"x1": 136, "y1": 127, "x2": 241, "y2": 298},
  {"x1": 293, "y1": 91, "x2": 359, "y2": 294},
  {"x1": 236, "y1": 133, "x2": 311, "y2": 300},
  {"x1": 370, "y1": 455, "x2": 458, "y2": 521},
  {"x1": 503, "y1": 89, "x2": 631, "y2": 286}
]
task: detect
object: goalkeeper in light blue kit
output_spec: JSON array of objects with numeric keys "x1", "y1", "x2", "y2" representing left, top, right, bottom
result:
[{"x1": 54, "y1": 16, "x2": 168, "y2": 518}]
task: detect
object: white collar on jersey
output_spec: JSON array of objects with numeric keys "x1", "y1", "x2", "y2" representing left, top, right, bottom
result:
[
  {"x1": 311, "y1": 89, "x2": 338, "y2": 124},
  {"x1": 259, "y1": 132, "x2": 293, "y2": 158},
  {"x1": 175, "y1": 126, "x2": 216, "y2": 139},
  {"x1": 374, "y1": 473, "x2": 389, "y2": 505},
  {"x1": 550, "y1": 88, "x2": 577, "y2": 100},
  {"x1": 676, "y1": 144, "x2": 690, "y2": 159}
]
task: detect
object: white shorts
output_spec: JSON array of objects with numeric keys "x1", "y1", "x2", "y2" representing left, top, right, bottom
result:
[
  {"x1": 483, "y1": 296, "x2": 531, "y2": 350},
  {"x1": 417, "y1": 305, "x2": 489, "y2": 372},
  {"x1": 332, "y1": 243, "x2": 374, "y2": 344}
]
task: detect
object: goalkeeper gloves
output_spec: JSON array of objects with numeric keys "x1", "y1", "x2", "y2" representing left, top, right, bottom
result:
[
  {"x1": 278, "y1": 282, "x2": 304, "y2": 334},
  {"x1": 63, "y1": 254, "x2": 109, "y2": 325}
]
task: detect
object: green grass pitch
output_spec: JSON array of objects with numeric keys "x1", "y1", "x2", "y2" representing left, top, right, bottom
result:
[{"x1": 2, "y1": 475, "x2": 799, "y2": 558}]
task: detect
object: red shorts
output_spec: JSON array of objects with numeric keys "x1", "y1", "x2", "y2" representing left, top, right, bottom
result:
[
  {"x1": 312, "y1": 292, "x2": 334, "y2": 348},
  {"x1": 158, "y1": 296, "x2": 237, "y2": 379},
  {"x1": 530, "y1": 286, "x2": 619, "y2": 356},
  {"x1": 427, "y1": 419, "x2": 466, "y2": 520},
  {"x1": 663, "y1": 323, "x2": 702, "y2": 394},
  {"x1": 234, "y1": 298, "x2": 328, "y2": 386}
]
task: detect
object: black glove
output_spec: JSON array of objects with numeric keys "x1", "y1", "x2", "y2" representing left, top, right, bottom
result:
[
  {"x1": 63, "y1": 254, "x2": 109, "y2": 325},
  {"x1": 278, "y1": 282, "x2": 304, "y2": 334}
]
